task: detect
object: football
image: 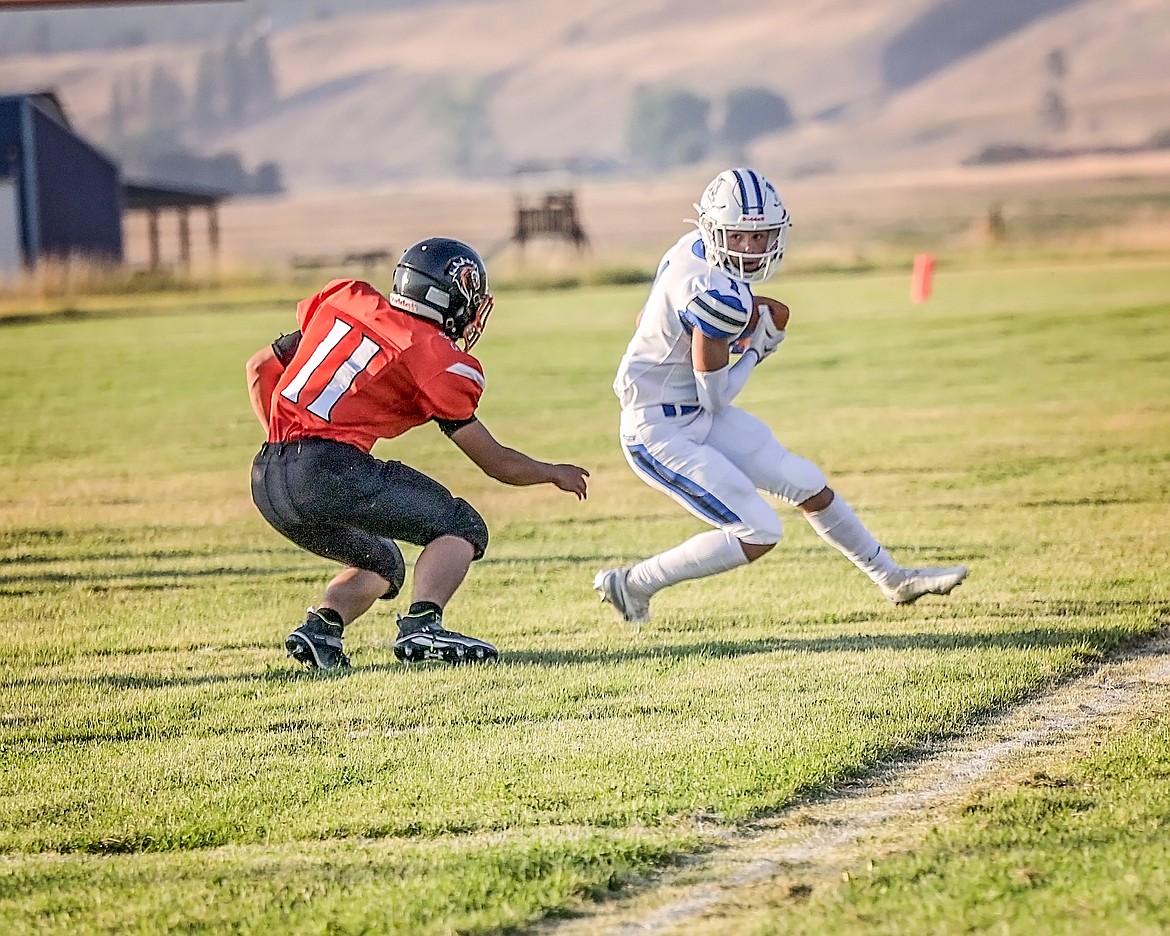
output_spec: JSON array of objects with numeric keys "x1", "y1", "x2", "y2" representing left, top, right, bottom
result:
[
  {"x1": 733, "y1": 296, "x2": 790, "y2": 353},
  {"x1": 752, "y1": 295, "x2": 790, "y2": 331}
]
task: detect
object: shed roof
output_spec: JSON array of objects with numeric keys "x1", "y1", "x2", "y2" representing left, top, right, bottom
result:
[
  {"x1": 122, "y1": 180, "x2": 230, "y2": 210},
  {"x1": 0, "y1": 90, "x2": 71, "y2": 128}
]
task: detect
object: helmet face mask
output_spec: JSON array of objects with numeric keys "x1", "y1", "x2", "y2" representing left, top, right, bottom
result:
[
  {"x1": 390, "y1": 238, "x2": 493, "y2": 351},
  {"x1": 694, "y1": 168, "x2": 790, "y2": 283},
  {"x1": 458, "y1": 290, "x2": 493, "y2": 352}
]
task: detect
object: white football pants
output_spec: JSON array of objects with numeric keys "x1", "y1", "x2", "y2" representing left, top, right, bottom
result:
[{"x1": 619, "y1": 405, "x2": 826, "y2": 546}]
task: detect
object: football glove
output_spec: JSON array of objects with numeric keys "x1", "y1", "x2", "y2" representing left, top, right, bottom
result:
[{"x1": 748, "y1": 305, "x2": 786, "y2": 362}]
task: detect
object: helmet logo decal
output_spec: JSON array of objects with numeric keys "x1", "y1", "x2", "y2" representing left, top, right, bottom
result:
[
  {"x1": 447, "y1": 256, "x2": 482, "y2": 307},
  {"x1": 704, "y1": 178, "x2": 729, "y2": 208},
  {"x1": 695, "y1": 168, "x2": 791, "y2": 284},
  {"x1": 391, "y1": 237, "x2": 491, "y2": 346}
]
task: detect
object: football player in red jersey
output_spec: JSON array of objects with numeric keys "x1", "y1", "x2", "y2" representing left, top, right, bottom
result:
[{"x1": 246, "y1": 237, "x2": 589, "y2": 669}]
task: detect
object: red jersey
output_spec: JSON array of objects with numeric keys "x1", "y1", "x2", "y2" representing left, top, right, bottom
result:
[{"x1": 267, "y1": 279, "x2": 485, "y2": 452}]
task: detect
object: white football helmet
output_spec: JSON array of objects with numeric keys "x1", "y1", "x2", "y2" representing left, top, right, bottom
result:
[{"x1": 693, "y1": 168, "x2": 790, "y2": 283}]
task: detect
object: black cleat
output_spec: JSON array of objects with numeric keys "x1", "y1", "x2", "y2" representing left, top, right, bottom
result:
[
  {"x1": 286, "y1": 609, "x2": 350, "y2": 670},
  {"x1": 393, "y1": 610, "x2": 498, "y2": 665}
]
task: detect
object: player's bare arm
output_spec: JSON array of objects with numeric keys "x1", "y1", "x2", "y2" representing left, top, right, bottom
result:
[
  {"x1": 245, "y1": 344, "x2": 285, "y2": 427},
  {"x1": 692, "y1": 328, "x2": 731, "y2": 373},
  {"x1": 692, "y1": 316, "x2": 776, "y2": 413},
  {"x1": 692, "y1": 296, "x2": 788, "y2": 377},
  {"x1": 448, "y1": 419, "x2": 589, "y2": 499}
]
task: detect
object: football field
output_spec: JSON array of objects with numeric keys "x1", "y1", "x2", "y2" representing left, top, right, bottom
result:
[{"x1": 1, "y1": 258, "x2": 1168, "y2": 934}]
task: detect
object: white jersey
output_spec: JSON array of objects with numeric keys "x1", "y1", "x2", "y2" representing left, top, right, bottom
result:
[
  {"x1": 608, "y1": 230, "x2": 825, "y2": 541},
  {"x1": 614, "y1": 231, "x2": 755, "y2": 411}
]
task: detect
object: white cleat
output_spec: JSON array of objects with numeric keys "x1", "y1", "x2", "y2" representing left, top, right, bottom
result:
[
  {"x1": 881, "y1": 566, "x2": 968, "y2": 605},
  {"x1": 593, "y1": 568, "x2": 651, "y2": 624}
]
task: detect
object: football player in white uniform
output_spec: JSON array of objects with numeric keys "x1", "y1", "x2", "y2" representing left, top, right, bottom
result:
[{"x1": 594, "y1": 167, "x2": 967, "y2": 623}]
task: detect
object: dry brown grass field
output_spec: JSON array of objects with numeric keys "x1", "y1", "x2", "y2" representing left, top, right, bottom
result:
[{"x1": 119, "y1": 152, "x2": 1170, "y2": 281}]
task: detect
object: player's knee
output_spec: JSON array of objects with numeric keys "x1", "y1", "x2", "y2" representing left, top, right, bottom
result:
[
  {"x1": 739, "y1": 511, "x2": 783, "y2": 551},
  {"x1": 376, "y1": 537, "x2": 406, "y2": 599},
  {"x1": 798, "y1": 486, "x2": 834, "y2": 513},
  {"x1": 778, "y1": 454, "x2": 827, "y2": 505},
  {"x1": 447, "y1": 498, "x2": 489, "y2": 560},
  {"x1": 739, "y1": 539, "x2": 777, "y2": 562}
]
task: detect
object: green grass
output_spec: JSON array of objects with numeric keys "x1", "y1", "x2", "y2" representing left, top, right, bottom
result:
[
  {"x1": 1, "y1": 259, "x2": 1168, "y2": 933},
  {"x1": 701, "y1": 711, "x2": 1170, "y2": 936}
]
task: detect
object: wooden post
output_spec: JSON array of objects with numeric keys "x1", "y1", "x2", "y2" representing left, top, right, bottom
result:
[
  {"x1": 147, "y1": 208, "x2": 160, "y2": 271},
  {"x1": 178, "y1": 207, "x2": 191, "y2": 269},
  {"x1": 207, "y1": 206, "x2": 220, "y2": 264}
]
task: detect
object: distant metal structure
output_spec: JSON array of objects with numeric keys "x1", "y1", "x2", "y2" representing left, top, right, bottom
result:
[
  {"x1": 0, "y1": 91, "x2": 123, "y2": 273},
  {"x1": 0, "y1": 1, "x2": 244, "y2": 273},
  {"x1": 0, "y1": 90, "x2": 229, "y2": 274},
  {"x1": 511, "y1": 191, "x2": 589, "y2": 253}
]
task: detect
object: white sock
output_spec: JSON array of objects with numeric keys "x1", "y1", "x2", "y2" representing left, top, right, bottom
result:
[
  {"x1": 805, "y1": 496, "x2": 901, "y2": 584},
  {"x1": 626, "y1": 530, "x2": 750, "y2": 597}
]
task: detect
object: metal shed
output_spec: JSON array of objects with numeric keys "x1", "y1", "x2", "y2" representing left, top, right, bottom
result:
[{"x1": 0, "y1": 90, "x2": 123, "y2": 274}]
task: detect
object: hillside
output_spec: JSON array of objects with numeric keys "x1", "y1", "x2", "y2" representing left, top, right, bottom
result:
[
  {"x1": 756, "y1": 0, "x2": 1170, "y2": 177},
  {"x1": 0, "y1": 0, "x2": 1167, "y2": 193}
]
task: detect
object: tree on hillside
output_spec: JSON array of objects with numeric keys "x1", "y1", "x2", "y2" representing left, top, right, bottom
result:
[
  {"x1": 146, "y1": 65, "x2": 186, "y2": 137},
  {"x1": 253, "y1": 161, "x2": 285, "y2": 196},
  {"x1": 1045, "y1": 48, "x2": 1067, "y2": 80},
  {"x1": 1039, "y1": 46, "x2": 1070, "y2": 134},
  {"x1": 126, "y1": 70, "x2": 144, "y2": 122},
  {"x1": 191, "y1": 37, "x2": 277, "y2": 131},
  {"x1": 129, "y1": 147, "x2": 285, "y2": 196},
  {"x1": 1039, "y1": 90, "x2": 1068, "y2": 134},
  {"x1": 628, "y1": 85, "x2": 711, "y2": 169},
  {"x1": 221, "y1": 42, "x2": 251, "y2": 124},
  {"x1": 431, "y1": 80, "x2": 497, "y2": 174},
  {"x1": 193, "y1": 49, "x2": 223, "y2": 130},
  {"x1": 107, "y1": 78, "x2": 127, "y2": 141},
  {"x1": 245, "y1": 35, "x2": 278, "y2": 110},
  {"x1": 721, "y1": 86, "x2": 795, "y2": 159}
]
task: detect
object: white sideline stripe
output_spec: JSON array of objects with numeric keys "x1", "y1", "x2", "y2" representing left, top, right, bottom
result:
[
  {"x1": 447, "y1": 362, "x2": 486, "y2": 389},
  {"x1": 541, "y1": 631, "x2": 1170, "y2": 935}
]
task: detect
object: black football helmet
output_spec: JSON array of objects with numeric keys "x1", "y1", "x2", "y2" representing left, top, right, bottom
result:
[{"x1": 389, "y1": 237, "x2": 493, "y2": 351}]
